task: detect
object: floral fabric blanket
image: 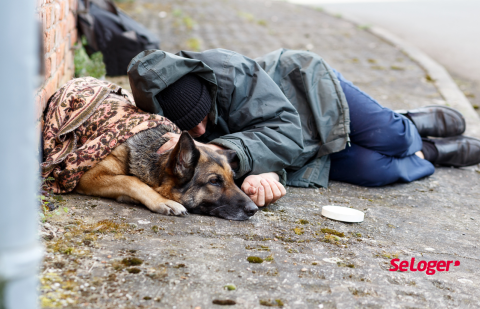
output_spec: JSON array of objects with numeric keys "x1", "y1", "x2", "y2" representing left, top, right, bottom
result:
[{"x1": 41, "y1": 77, "x2": 180, "y2": 193}]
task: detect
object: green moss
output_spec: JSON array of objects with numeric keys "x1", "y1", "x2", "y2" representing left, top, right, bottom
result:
[
  {"x1": 380, "y1": 252, "x2": 399, "y2": 259},
  {"x1": 127, "y1": 267, "x2": 141, "y2": 274},
  {"x1": 265, "y1": 254, "x2": 274, "y2": 262},
  {"x1": 247, "y1": 256, "x2": 264, "y2": 263},
  {"x1": 259, "y1": 299, "x2": 284, "y2": 307},
  {"x1": 224, "y1": 284, "x2": 236, "y2": 290},
  {"x1": 320, "y1": 228, "x2": 344, "y2": 237},
  {"x1": 182, "y1": 16, "x2": 195, "y2": 29},
  {"x1": 173, "y1": 263, "x2": 185, "y2": 268},
  {"x1": 112, "y1": 261, "x2": 124, "y2": 271},
  {"x1": 323, "y1": 234, "x2": 340, "y2": 244},
  {"x1": 172, "y1": 9, "x2": 182, "y2": 17},
  {"x1": 74, "y1": 37, "x2": 106, "y2": 79},
  {"x1": 186, "y1": 38, "x2": 201, "y2": 51},
  {"x1": 338, "y1": 262, "x2": 355, "y2": 268},
  {"x1": 257, "y1": 19, "x2": 267, "y2": 26},
  {"x1": 390, "y1": 65, "x2": 405, "y2": 70},
  {"x1": 212, "y1": 299, "x2": 236, "y2": 305},
  {"x1": 298, "y1": 219, "x2": 309, "y2": 224},
  {"x1": 122, "y1": 257, "x2": 143, "y2": 266},
  {"x1": 238, "y1": 11, "x2": 255, "y2": 22},
  {"x1": 293, "y1": 227, "x2": 304, "y2": 235}
]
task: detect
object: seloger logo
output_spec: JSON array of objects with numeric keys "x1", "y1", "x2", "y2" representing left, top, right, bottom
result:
[{"x1": 390, "y1": 258, "x2": 460, "y2": 275}]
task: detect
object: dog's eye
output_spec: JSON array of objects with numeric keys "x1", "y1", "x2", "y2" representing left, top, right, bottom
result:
[{"x1": 209, "y1": 178, "x2": 221, "y2": 185}]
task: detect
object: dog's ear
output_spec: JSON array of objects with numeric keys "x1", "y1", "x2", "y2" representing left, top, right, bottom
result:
[
  {"x1": 167, "y1": 131, "x2": 200, "y2": 185},
  {"x1": 216, "y1": 149, "x2": 239, "y2": 171}
]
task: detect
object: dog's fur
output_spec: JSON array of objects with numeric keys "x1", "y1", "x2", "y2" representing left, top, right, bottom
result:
[{"x1": 76, "y1": 126, "x2": 258, "y2": 220}]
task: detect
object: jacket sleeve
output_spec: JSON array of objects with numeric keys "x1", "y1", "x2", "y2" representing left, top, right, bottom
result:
[{"x1": 207, "y1": 52, "x2": 304, "y2": 178}]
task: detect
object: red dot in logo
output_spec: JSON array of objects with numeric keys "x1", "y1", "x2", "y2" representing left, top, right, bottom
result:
[{"x1": 454, "y1": 261, "x2": 460, "y2": 266}]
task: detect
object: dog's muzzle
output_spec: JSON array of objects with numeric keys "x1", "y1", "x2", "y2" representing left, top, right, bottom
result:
[{"x1": 244, "y1": 202, "x2": 258, "y2": 217}]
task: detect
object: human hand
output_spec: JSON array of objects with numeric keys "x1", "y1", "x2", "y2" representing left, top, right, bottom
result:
[
  {"x1": 157, "y1": 132, "x2": 182, "y2": 154},
  {"x1": 241, "y1": 172, "x2": 286, "y2": 207}
]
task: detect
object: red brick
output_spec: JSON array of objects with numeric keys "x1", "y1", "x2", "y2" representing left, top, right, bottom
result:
[
  {"x1": 60, "y1": 63, "x2": 73, "y2": 86},
  {"x1": 51, "y1": 28, "x2": 56, "y2": 49},
  {"x1": 63, "y1": 0, "x2": 69, "y2": 16},
  {"x1": 59, "y1": 1, "x2": 65, "y2": 21},
  {"x1": 61, "y1": 20, "x2": 68, "y2": 39},
  {"x1": 70, "y1": 30, "x2": 78, "y2": 47},
  {"x1": 45, "y1": 6, "x2": 52, "y2": 28},
  {"x1": 41, "y1": 89, "x2": 48, "y2": 112},
  {"x1": 44, "y1": 28, "x2": 54, "y2": 53},
  {"x1": 56, "y1": 42, "x2": 65, "y2": 67},
  {"x1": 60, "y1": 61, "x2": 66, "y2": 77},
  {"x1": 67, "y1": 11, "x2": 76, "y2": 31},
  {"x1": 43, "y1": 29, "x2": 48, "y2": 53},
  {"x1": 45, "y1": 77, "x2": 57, "y2": 102},
  {"x1": 55, "y1": 25, "x2": 62, "y2": 46},
  {"x1": 70, "y1": 0, "x2": 77, "y2": 12},
  {"x1": 35, "y1": 120, "x2": 44, "y2": 151},
  {"x1": 41, "y1": 9, "x2": 46, "y2": 29},
  {"x1": 51, "y1": 52, "x2": 57, "y2": 74},
  {"x1": 54, "y1": 3, "x2": 61, "y2": 24},
  {"x1": 55, "y1": 70, "x2": 63, "y2": 89},
  {"x1": 56, "y1": 65, "x2": 64, "y2": 87},
  {"x1": 35, "y1": 89, "x2": 47, "y2": 120},
  {"x1": 65, "y1": 46, "x2": 73, "y2": 69},
  {"x1": 65, "y1": 68, "x2": 74, "y2": 82},
  {"x1": 44, "y1": 55, "x2": 51, "y2": 79}
]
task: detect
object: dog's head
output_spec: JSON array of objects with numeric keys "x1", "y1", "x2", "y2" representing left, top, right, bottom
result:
[{"x1": 156, "y1": 132, "x2": 258, "y2": 220}]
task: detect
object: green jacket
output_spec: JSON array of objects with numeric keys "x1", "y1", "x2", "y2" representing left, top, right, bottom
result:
[{"x1": 127, "y1": 48, "x2": 350, "y2": 188}]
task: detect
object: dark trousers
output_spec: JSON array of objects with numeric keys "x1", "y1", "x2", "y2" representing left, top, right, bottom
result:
[{"x1": 329, "y1": 70, "x2": 435, "y2": 187}]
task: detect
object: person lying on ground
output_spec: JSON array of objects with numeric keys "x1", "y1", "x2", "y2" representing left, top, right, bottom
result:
[{"x1": 127, "y1": 48, "x2": 480, "y2": 207}]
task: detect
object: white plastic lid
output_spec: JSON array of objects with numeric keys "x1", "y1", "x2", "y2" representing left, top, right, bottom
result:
[{"x1": 321, "y1": 205, "x2": 364, "y2": 223}]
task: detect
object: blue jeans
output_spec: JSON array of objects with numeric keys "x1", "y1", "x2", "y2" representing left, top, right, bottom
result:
[{"x1": 329, "y1": 70, "x2": 435, "y2": 187}]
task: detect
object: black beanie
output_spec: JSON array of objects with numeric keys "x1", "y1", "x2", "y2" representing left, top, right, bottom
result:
[{"x1": 156, "y1": 74, "x2": 212, "y2": 131}]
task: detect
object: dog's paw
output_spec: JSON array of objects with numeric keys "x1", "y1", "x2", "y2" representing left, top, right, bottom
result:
[{"x1": 149, "y1": 200, "x2": 188, "y2": 216}]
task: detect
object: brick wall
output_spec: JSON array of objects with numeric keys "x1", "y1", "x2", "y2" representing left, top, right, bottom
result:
[{"x1": 35, "y1": 0, "x2": 77, "y2": 123}]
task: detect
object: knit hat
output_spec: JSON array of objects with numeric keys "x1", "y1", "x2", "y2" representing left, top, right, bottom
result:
[{"x1": 155, "y1": 74, "x2": 212, "y2": 131}]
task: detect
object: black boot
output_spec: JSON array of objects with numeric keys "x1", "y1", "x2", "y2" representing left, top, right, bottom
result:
[
  {"x1": 396, "y1": 105, "x2": 466, "y2": 137},
  {"x1": 424, "y1": 136, "x2": 480, "y2": 167}
]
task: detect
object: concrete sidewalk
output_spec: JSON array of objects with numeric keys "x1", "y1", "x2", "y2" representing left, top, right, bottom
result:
[{"x1": 39, "y1": 0, "x2": 480, "y2": 308}]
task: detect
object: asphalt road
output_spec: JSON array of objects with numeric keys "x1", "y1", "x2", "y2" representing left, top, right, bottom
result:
[{"x1": 287, "y1": 0, "x2": 480, "y2": 85}]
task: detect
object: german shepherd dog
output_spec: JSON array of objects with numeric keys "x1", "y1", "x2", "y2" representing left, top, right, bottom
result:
[{"x1": 75, "y1": 126, "x2": 258, "y2": 220}]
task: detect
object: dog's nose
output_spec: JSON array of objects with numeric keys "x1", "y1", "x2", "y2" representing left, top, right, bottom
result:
[{"x1": 244, "y1": 203, "x2": 258, "y2": 217}]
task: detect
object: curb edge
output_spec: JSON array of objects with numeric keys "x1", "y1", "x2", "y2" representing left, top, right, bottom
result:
[{"x1": 322, "y1": 9, "x2": 480, "y2": 138}]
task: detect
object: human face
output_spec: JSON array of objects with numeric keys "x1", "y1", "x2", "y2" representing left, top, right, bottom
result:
[{"x1": 188, "y1": 116, "x2": 208, "y2": 138}]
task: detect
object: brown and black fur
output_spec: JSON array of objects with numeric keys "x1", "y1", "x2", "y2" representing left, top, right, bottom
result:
[{"x1": 76, "y1": 126, "x2": 258, "y2": 220}]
